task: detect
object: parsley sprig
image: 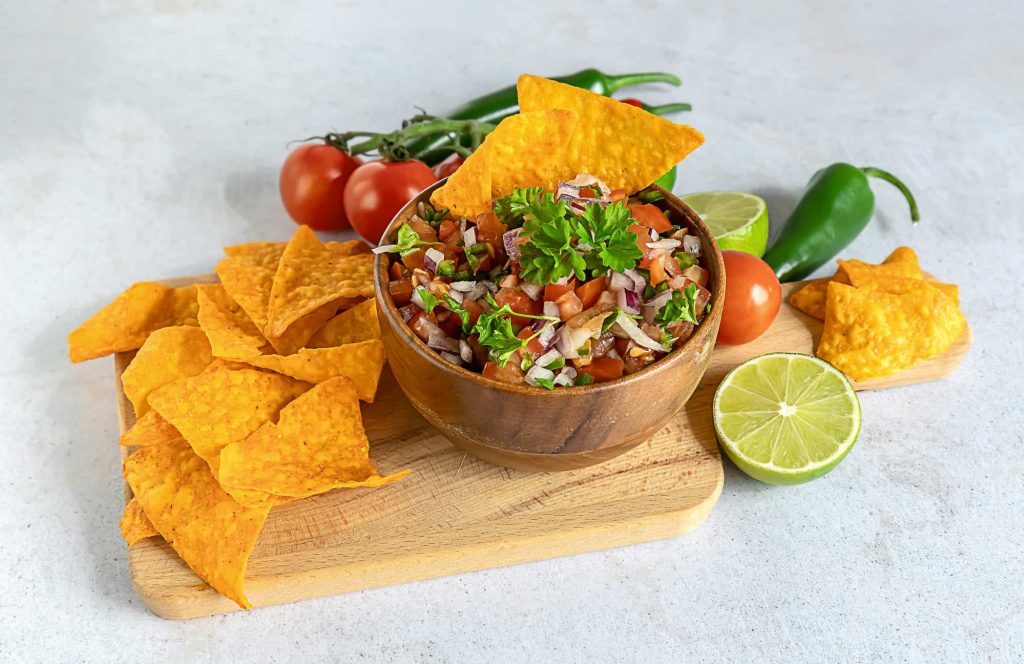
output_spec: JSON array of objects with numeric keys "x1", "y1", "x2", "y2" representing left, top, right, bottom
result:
[
  {"x1": 516, "y1": 192, "x2": 642, "y2": 285},
  {"x1": 474, "y1": 294, "x2": 558, "y2": 366},
  {"x1": 493, "y1": 187, "x2": 544, "y2": 226},
  {"x1": 655, "y1": 283, "x2": 700, "y2": 326},
  {"x1": 394, "y1": 223, "x2": 442, "y2": 257}
]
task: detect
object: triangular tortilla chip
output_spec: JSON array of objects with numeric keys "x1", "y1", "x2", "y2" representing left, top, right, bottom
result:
[
  {"x1": 196, "y1": 284, "x2": 269, "y2": 359},
  {"x1": 123, "y1": 439, "x2": 270, "y2": 609},
  {"x1": 68, "y1": 282, "x2": 199, "y2": 362},
  {"x1": 816, "y1": 281, "x2": 965, "y2": 381},
  {"x1": 307, "y1": 299, "x2": 380, "y2": 348},
  {"x1": 219, "y1": 377, "x2": 408, "y2": 499},
  {"x1": 120, "y1": 410, "x2": 184, "y2": 447},
  {"x1": 265, "y1": 226, "x2": 375, "y2": 337},
  {"x1": 430, "y1": 143, "x2": 492, "y2": 218},
  {"x1": 243, "y1": 340, "x2": 385, "y2": 402},
  {"x1": 484, "y1": 109, "x2": 578, "y2": 203},
  {"x1": 120, "y1": 326, "x2": 212, "y2": 417},
  {"x1": 119, "y1": 497, "x2": 159, "y2": 546},
  {"x1": 517, "y1": 74, "x2": 704, "y2": 195},
  {"x1": 788, "y1": 277, "x2": 831, "y2": 320}
]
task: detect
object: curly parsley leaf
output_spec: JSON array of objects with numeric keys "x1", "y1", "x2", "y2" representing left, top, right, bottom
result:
[
  {"x1": 442, "y1": 295, "x2": 471, "y2": 334},
  {"x1": 493, "y1": 186, "x2": 544, "y2": 226},
  {"x1": 416, "y1": 287, "x2": 440, "y2": 314},
  {"x1": 518, "y1": 194, "x2": 586, "y2": 284},
  {"x1": 573, "y1": 202, "x2": 642, "y2": 274},
  {"x1": 396, "y1": 223, "x2": 441, "y2": 257},
  {"x1": 654, "y1": 283, "x2": 700, "y2": 327}
]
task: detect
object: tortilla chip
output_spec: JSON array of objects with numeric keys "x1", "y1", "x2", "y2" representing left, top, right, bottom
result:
[
  {"x1": 120, "y1": 410, "x2": 184, "y2": 448},
  {"x1": 219, "y1": 377, "x2": 408, "y2": 499},
  {"x1": 196, "y1": 284, "x2": 268, "y2": 359},
  {"x1": 265, "y1": 226, "x2": 375, "y2": 337},
  {"x1": 120, "y1": 497, "x2": 159, "y2": 546},
  {"x1": 835, "y1": 246, "x2": 922, "y2": 285},
  {"x1": 68, "y1": 282, "x2": 199, "y2": 362},
  {"x1": 224, "y1": 240, "x2": 369, "y2": 264},
  {"x1": 243, "y1": 340, "x2": 385, "y2": 402},
  {"x1": 307, "y1": 299, "x2": 380, "y2": 348},
  {"x1": 486, "y1": 110, "x2": 580, "y2": 203},
  {"x1": 430, "y1": 142, "x2": 493, "y2": 218},
  {"x1": 816, "y1": 281, "x2": 966, "y2": 381},
  {"x1": 121, "y1": 326, "x2": 213, "y2": 417},
  {"x1": 883, "y1": 246, "x2": 921, "y2": 269},
  {"x1": 267, "y1": 300, "x2": 341, "y2": 356},
  {"x1": 788, "y1": 278, "x2": 831, "y2": 320},
  {"x1": 517, "y1": 74, "x2": 704, "y2": 195},
  {"x1": 215, "y1": 256, "x2": 276, "y2": 334},
  {"x1": 147, "y1": 368, "x2": 309, "y2": 506},
  {"x1": 123, "y1": 439, "x2": 270, "y2": 609}
]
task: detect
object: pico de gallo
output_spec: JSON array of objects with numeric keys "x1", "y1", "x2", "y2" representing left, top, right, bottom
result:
[{"x1": 374, "y1": 174, "x2": 712, "y2": 388}]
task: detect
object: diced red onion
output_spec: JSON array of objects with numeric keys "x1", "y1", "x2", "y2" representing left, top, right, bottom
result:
[
  {"x1": 668, "y1": 275, "x2": 688, "y2": 291},
  {"x1": 525, "y1": 364, "x2": 556, "y2": 388},
  {"x1": 641, "y1": 290, "x2": 674, "y2": 324},
  {"x1": 520, "y1": 282, "x2": 543, "y2": 300},
  {"x1": 682, "y1": 235, "x2": 701, "y2": 256},
  {"x1": 459, "y1": 339, "x2": 474, "y2": 363},
  {"x1": 398, "y1": 304, "x2": 418, "y2": 324},
  {"x1": 553, "y1": 366, "x2": 578, "y2": 387},
  {"x1": 615, "y1": 288, "x2": 641, "y2": 315},
  {"x1": 648, "y1": 228, "x2": 659, "y2": 241},
  {"x1": 646, "y1": 238, "x2": 681, "y2": 253},
  {"x1": 447, "y1": 289, "x2": 464, "y2": 304},
  {"x1": 556, "y1": 325, "x2": 592, "y2": 359},
  {"x1": 427, "y1": 330, "x2": 461, "y2": 354},
  {"x1": 372, "y1": 244, "x2": 398, "y2": 254},
  {"x1": 623, "y1": 268, "x2": 646, "y2": 293},
  {"x1": 462, "y1": 227, "x2": 477, "y2": 248},
  {"x1": 606, "y1": 348, "x2": 622, "y2": 360},
  {"x1": 480, "y1": 280, "x2": 499, "y2": 293},
  {"x1": 553, "y1": 275, "x2": 573, "y2": 286},
  {"x1": 535, "y1": 348, "x2": 562, "y2": 368},
  {"x1": 543, "y1": 301, "x2": 560, "y2": 319},
  {"x1": 412, "y1": 315, "x2": 444, "y2": 341},
  {"x1": 559, "y1": 174, "x2": 611, "y2": 199},
  {"x1": 503, "y1": 228, "x2": 521, "y2": 260},
  {"x1": 439, "y1": 351, "x2": 463, "y2": 366},
  {"x1": 529, "y1": 318, "x2": 548, "y2": 332},
  {"x1": 613, "y1": 313, "x2": 668, "y2": 353},
  {"x1": 537, "y1": 324, "x2": 558, "y2": 350},
  {"x1": 450, "y1": 280, "x2": 478, "y2": 292},
  {"x1": 423, "y1": 247, "x2": 445, "y2": 273},
  {"x1": 609, "y1": 271, "x2": 634, "y2": 292}
]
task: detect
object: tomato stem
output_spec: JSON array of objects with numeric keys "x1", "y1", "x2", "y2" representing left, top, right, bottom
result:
[{"x1": 316, "y1": 115, "x2": 496, "y2": 162}]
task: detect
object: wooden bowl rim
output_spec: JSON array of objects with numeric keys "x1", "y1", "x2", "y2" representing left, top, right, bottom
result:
[{"x1": 373, "y1": 179, "x2": 726, "y2": 398}]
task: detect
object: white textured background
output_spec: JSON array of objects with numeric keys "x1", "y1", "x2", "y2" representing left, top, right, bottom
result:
[{"x1": 2, "y1": 1, "x2": 1022, "y2": 662}]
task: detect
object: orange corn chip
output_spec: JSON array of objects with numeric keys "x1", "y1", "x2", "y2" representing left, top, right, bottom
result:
[
  {"x1": 148, "y1": 368, "x2": 309, "y2": 506},
  {"x1": 119, "y1": 497, "x2": 159, "y2": 546},
  {"x1": 243, "y1": 340, "x2": 385, "y2": 402},
  {"x1": 215, "y1": 256, "x2": 276, "y2": 333},
  {"x1": 307, "y1": 299, "x2": 380, "y2": 348},
  {"x1": 120, "y1": 410, "x2": 183, "y2": 447},
  {"x1": 219, "y1": 377, "x2": 408, "y2": 499},
  {"x1": 835, "y1": 246, "x2": 922, "y2": 285},
  {"x1": 196, "y1": 284, "x2": 268, "y2": 359},
  {"x1": 788, "y1": 278, "x2": 832, "y2": 320},
  {"x1": 517, "y1": 74, "x2": 704, "y2": 195},
  {"x1": 484, "y1": 110, "x2": 579, "y2": 204},
  {"x1": 123, "y1": 439, "x2": 270, "y2": 609},
  {"x1": 266, "y1": 299, "x2": 342, "y2": 356},
  {"x1": 120, "y1": 326, "x2": 212, "y2": 417},
  {"x1": 816, "y1": 281, "x2": 966, "y2": 381},
  {"x1": 225, "y1": 239, "x2": 369, "y2": 263},
  {"x1": 68, "y1": 282, "x2": 199, "y2": 362},
  {"x1": 265, "y1": 226, "x2": 375, "y2": 337},
  {"x1": 430, "y1": 141, "x2": 493, "y2": 217}
]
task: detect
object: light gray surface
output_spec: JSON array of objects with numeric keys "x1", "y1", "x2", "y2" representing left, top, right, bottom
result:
[{"x1": 2, "y1": 1, "x2": 1022, "y2": 662}]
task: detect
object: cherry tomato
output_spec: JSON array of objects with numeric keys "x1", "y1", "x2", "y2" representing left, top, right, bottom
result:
[
  {"x1": 343, "y1": 160, "x2": 436, "y2": 244},
  {"x1": 717, "y1": 250, "x2": 781, "y2": 345},
  {"x1": 433, "y1": 153, "x2": 464, "y2": 179},
  {"x1": 279, "y1": 143, "x2": 361, "y2": 231},
  {"x1": 620, "y1": 98, "x2": 645, "y2": 109}
]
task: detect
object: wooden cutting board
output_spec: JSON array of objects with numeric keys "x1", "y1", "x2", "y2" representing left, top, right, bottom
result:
[{"x1": 117, "y1": 277, "x2": 971, "y2": 619}]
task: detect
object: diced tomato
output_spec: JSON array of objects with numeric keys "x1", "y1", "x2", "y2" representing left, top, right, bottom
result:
[
  {"x1": 544, "y1": 278, "x2": 577, "y2": 302},
  {"x1": 628, "y1": 223, "x2": 653, "y2": 259},
  {"x1": 579, "y1": 357, "x2": 625, "y2": 383},
  {"x1": 462, "y1": 298, "x2": 484, "y2": 325},
  {"x1": 629, "y1": 203, "x2": 673, "y2": 233},
  {"x1": 402, "y1": 248, "x2": 425, "y2": 271},
  {"x1": 390, "y1": 262, "x2": 410, "y2": 280},
  {"x1": 663, "y1": 254, "x2": 682, "y2": 278},
  {"x1": 575, "y1": 277, "x2": 607, "y2": 309},
  {"x1": 467, "y1": 334, "x2": 489, "y2": 365},
  {"x1": 438, "y1": 312, "x2": 463, "y2": 337},
  {"x1": 515, "y1": 326, "x2": 547, "y2": 356},
  {"x1": 648, "y1": 255, "x2": 669, "y2": 286},
  {"x1": 475, "y1": 212, "x2": 509, "y2": 263},
  {"x1": 681, "y1": 265, "x2": 709, "y2": 288},
  {"x1": 609, "y1": 188, "x2": 628, "y2": 202},
  {"x1": 555, "y1": 290, "x2": 583, "y2": 321},
  {"x1": 407, "y1": 215, "x2": 438, "y2": 243},
  {"x1": 494, "y1": 286, "x2": 541, "y2": 325},
  {"x1": 482, "y1": 360, "x2": 526, "y2": 385},
  {"x1": 389, "y1": 278, "x2": 414, "y2": 306},
  {"x1": 614, "y1": 337, "x2": 630, "y2": 357},
  {"x1": 469, "y1": 253, "x2": 493, "y2": 274},
  {"x1": 438, "y1": 219, "x2": 458, "y2": 241}
]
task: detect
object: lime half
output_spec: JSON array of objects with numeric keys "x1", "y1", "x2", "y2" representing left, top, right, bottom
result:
[
  {"x1": 682, "y1": 191, "x2": 768, "y2": 257},
  {"x1": 713, "y1": 353, "x2": 861, "y2": 485}
]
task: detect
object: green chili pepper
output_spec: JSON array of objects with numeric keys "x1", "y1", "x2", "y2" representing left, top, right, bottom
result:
[
  {"x1": 763, "y1": 164, "x2": 920, "y2": 282},
  {"x1": 410, "y1": 69, "x2": 689, "y2": 164}
]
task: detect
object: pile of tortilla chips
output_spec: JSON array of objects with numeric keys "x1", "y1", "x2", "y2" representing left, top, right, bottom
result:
[
  {"x1": 431, "y1": 74, "x2": 705, "y2": 218},
  {"x1": 69, "y1": 225, "x2": 408, "y2": 610},
  {"x1": 789, "y1": 246, "x2": 967, "y2": 382}
]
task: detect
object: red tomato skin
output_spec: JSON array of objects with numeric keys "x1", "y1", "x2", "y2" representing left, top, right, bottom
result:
[
  {"x1": 343, "y1": 160, "x2": 436, "y2": 244},
  {"x1": 544, "y1": 278, "x2": 577, "y2": 302},
  {"x1": 580, "y1": 357, "x2": 625, "y2": 383},
  {"x1": 575, "y1": 277, "x2": 607, "y2": 309},
  {"x1": 717, "y1": 250, "x2": 782, "y2": 345},
  {"x1": 280, "y1": 144, "x2": 361, "y2": 231},
  {"x1": 494, "y1": 287, "x2": 541, "y2": 326},
  {"x1": 433, "y1": 154, "x2": 464, "y2": 179},
  {"x1": 629, "y1": 203, "x2": 673, "y2": 233}
]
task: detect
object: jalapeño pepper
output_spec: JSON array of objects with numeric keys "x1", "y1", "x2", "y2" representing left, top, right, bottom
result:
[
  {"x1": 763, "y1": 164, "x2": 920, "y2": 282},
  {"x1": 410, "y1": 69, "x2": 691, "y2": 163}
]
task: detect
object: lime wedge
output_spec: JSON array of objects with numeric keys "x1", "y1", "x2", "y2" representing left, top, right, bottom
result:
[
  {"x1": 682, "y1": 191, "x2": 768, "y2": 257},
  {"x1": 713, "y1": 353, "x2": 861, "y2": 485}
]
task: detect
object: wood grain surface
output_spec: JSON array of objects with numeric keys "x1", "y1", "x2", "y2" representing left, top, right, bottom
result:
[{"x1": 117, "y1": 277, "x2": 970, "y2": 619}]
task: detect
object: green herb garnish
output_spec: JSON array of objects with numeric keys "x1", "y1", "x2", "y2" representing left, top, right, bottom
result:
[
  {"x1": 395, "y1": 223, "x2": 441, "y2": 257},
  {"x1": 534, "y1": 376, "x2": 555, "y2": 391},
  {"x1": 421, "y1": 206, "x2": 449, "y2": 225},
  {"x1": 416, "y1": 287, "x2": 440, "y2": 314},
  {"x1": 442, "y1": 295, "x2": 471, "y2": 333},
  {"x1": 655, "y1": 283, "x2": 700, "y2": 327},
  {"x1": 543, "y1": 357, "x2": 566, "y2": 371},
  {"x1": 473, "y1": 297, "x2": 557, "y2": 366},
  {"x1": 674, "y1": 252, "x2": 698, "y2": 271},
  {"x1": 436, "y1": 259, "x2": 455, "y2": 277},
  {"x1": 493, "y1": 186, "x2": 544, "y2": 226},
  {"x1": 574, "y1": 373, "x2": 595, "y2": 386}
]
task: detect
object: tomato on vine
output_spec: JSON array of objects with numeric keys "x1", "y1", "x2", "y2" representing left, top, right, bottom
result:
[
  {"x1": 279, "y1": 144, "x2": 361, "y2": 231},
  {"x1": 343, "y1": 160, "x2": 437, "y2": 244}
]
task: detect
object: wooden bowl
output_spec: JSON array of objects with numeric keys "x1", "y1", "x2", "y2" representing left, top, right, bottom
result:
[{"x1": 374, "y1": 181, "x2": 725, "y2": 471}]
